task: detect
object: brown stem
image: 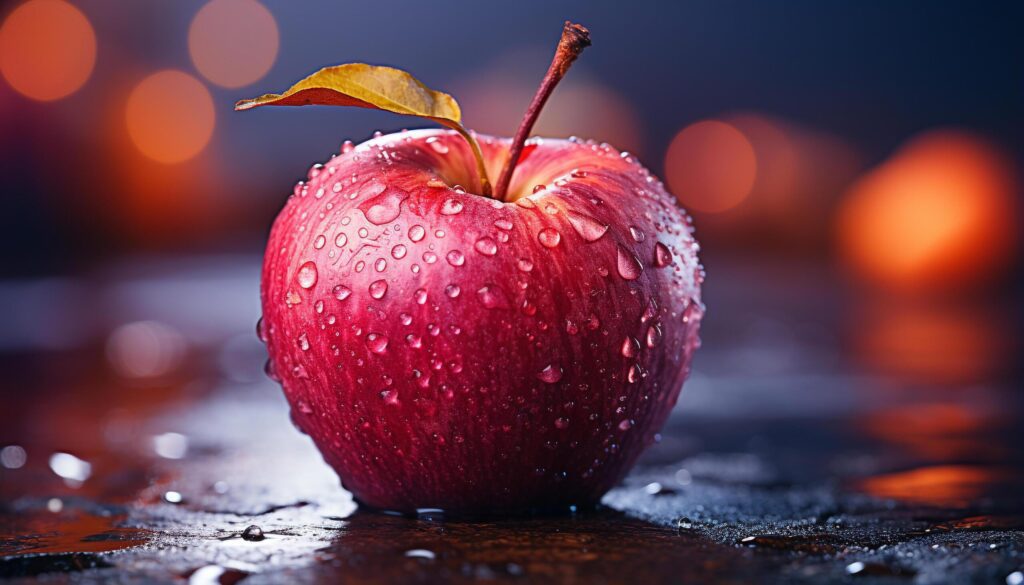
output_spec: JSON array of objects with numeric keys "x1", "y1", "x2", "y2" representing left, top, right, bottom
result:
[{"x1": 494, "y1": 22, "x2": 591, "y2": 201}]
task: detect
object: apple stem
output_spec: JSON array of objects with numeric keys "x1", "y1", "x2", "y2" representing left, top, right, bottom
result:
[{"x1": 494, "y1": 22, "x2": 591, "y2": 201}]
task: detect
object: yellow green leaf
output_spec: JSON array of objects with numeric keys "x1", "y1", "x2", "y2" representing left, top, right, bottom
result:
[
  {"x1": 236, "y1": 63, "x2": 490, "y2": 196},
  {"x1": 234, "y1": 63, "x2": 458, "y2": 122}
]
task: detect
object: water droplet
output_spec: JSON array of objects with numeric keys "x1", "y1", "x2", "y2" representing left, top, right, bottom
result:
[
  {"x1": 446, "y1": 250, "x2": 465, "y2": 266},
  {"x1": 445, "y1": 284, "x2": 461, "y2": 298},
  {"x1": 264, "y1": 359, "x2": 280, "y2": 381},
  {"x1": 366, "y1": 333, "x2": 388, "y2": 353},
  {"x1": 405, "y1": 334, "x2": 422, "y2": 348},
  {"x1": 565, "y1": 319, "x2": 579, "y2": 335},
  {"x1": 537, "y1": 364, "x2": 563, "y2": 384},
  {"x1": 256, "y1": 317, "x2": 269, "y2": 343},
  {"x1": 374, "y1": 258, "x2": 387, "y2": 272},
  {"x1": 358, "y1": 185, "x2": 408, "y2": 225},
  {"x1": 314, "y1": 300, "x2": 324, "y2": 313},
  {"x1": 474, "y1": 237, "x2": 498, "y2": 256},
  {"x1": 646, "y1": 323, "x2": 663, "y2": 347},
  {"x1": 532, "y1": 184, "x2": 546, "y2": 194},
  {"x1": 241, "y1": 525, "x2": 265, "y2": 541},
  {"x1": 313, "y1": 235, "x2": 326, "y2": 249},
  {"x1": 627, "y1": 364, "x2": 642, "y2": 383},
  {"x1": 358, "y1": 227, "x2": 368, "y2": 238},
  {"x1": 629, "y1": 226, "x2": 645, "y2": 242},
  {"x1": 616, "y1": 246, "x2": 643, "y2": 280},
  {"x1": 618, "y1": 419, "x2": 633, "y2": 431},
  {"x1": 391, "y1": 244, "x2": 407, "y2": 259},
  {"x1": 517, "y1": 258, "x2": 534, "y2": 272},
  {"x1": 333, "y1": 285, "x2": 351, "y2": 301},
  {"x1": 654, "y1": 242, "x2": 672, "y2": 267},
  {"x1": 555, "y1": 417, "x2": 569, "y2": 429},
  {"x1": 565, "y1": 210, "x2": 608, "y2": 242},
  {"x1": 441, "y1": 199, "x2": 464, "y2": 215},
  {"x1": 426, "y1": 136, "x2": 449, "y2": 154},
  {"x1": 494, "y1": 218, "x2": 513, "y2": 230},
  {"x1": 477, "y1": 285, "x2": 510, "y2": 309},
  {"x1": 409, "y1": 225, "x2": 426, "y2": 242},
  {"x1": 414, "y1": 288, "x2": 428, "y2": 305},
  {"x1": 369, "y1": 280, "x2": 388, "y2": 299},
  {"x1": 571, "y1": 168, "x2": 588, "y2": 178},
  {"x1": 538, "y1": 228, "x2": 561, "y2": 248},
  {"x1": 296, "y1": 261, "x2": 318, "y2": 288},
  {"x1": 335, "y1": 232, "x2": 348, "y2": 247},
  {"x1": 422, "y1": 252, "x2": 438, "y2": 264},
  {"x1": 621, "y1": 336, "x2": 640, "y2": 358},
  {"x1": 517, "y1": 197, "x2": 537, "y2": 209},
  {"x1": 297, "y1": 333, "x2": 310, "y2": 351}
]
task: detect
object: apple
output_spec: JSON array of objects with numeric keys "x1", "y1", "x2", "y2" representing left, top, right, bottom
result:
[{"x1": 253, "y1": 23, "x2": 703, "y2": 514}]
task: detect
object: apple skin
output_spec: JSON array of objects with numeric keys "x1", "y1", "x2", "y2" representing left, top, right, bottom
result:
[{"x1": 259, "y1": 129, "x2": 703, "y2": 514}]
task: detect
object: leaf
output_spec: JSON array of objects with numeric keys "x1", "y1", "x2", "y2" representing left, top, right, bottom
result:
[{"x1": 234, "y1": 63, "x2": 461, "y2": 126}]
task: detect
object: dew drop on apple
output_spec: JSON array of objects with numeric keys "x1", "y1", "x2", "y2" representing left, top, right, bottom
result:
[
  {"x1": 422, "y1": 252, "x2": 437, "y2": 264},
  {"x1": 646, "y1": 323, "x2": 663, "y2": 348},
  {"x1": 297, "y1": 333, "x2": 310, "y2": 351},
  {"x1": 358, "y1": 185, "x2": 408, "y2": 225},
  {"x1": 256, "y1": 317, "x2": 269, "y2": 343},
  {"x1": 517, "y1": 197, "x2": 536, "y2": 209},
  {"x1": 375, "y1": 258, "x2": 387, "y2": 272},
  {"x1": 414, "y1": 288, "x2": 428, "y2": 305},
  {"x1": 555, "y1": 417, "x2": 570, "y2": 430},
  {"x1": 621, "y1": 336, "x2": 640, "y2": 358},
  {"x1": 335, "y1": 233, "x2": 348, "y2": 247},
  {"x1": 537, "y1": 364, "x2": 563, "y2": 384},
  {"x1": 296, "y1": 261, "x2": 318, "y2": 289},
  {"x1": 409, "y1": 225, "x2": 426, "y2": 242},
  {"x1": 565, "y1": 319, "x2": 579, "y2": 335},
  {"x1": 399, "y1": 312, "x2": 413, "y2": 326},
  {"x1": 392, "y1": 244, "x2": 407, "y2": 259},
  {"x1": 616, "y1": 246, "x2": 643, "y2": 280},
  {"x1": 571, "y1": 169, "x2": 588, "y2": 178},
  {"x1": 477, "y1": 285, "x2": 510, "y2": 309},
  {"x1": 446, "y1": 250, "x2": 465, "y2": 266},
  {"x1": 314, "y1": 300, "x2": 324, "y2": 313},
  {"x1": 654, "y1": 242, "x2": 672, "y2": 267},
  {"x1": 405, "y1": 334, "x2": 422, "y2": 348},
  {"x1": 333, "y1": 285, "x2": 352, "y2": 301},
  {"x1": 445, "y1": 284, "x2": 461, "y2": 298},
  {"x1": 358, "y1": 228, "x2": 369, "y2": 239},
  {"x1": 532, "y1": 184, "x2": 546, "y2": 194},
  {"x1": 517, "y1": 258, "x2": 534, "y2": 272},
  {"x1": 565, "y1": 210, "x2": 609, "y2": 242},
  {"x1": 366, "y1": 333, "x2": 389, "y2": 354},
  {"x1": 369, "y1": 280, "x2": 388, "y2": 299},
  {"x1": 494, "y1": 219, "x2": 513, "y2": 231},
  {"x1": 474, "y1": 237, "x2": 498, "y2": 256},
  {"x1": 627, "y1": 364, "x2": 641, "y2": 384},
  {"x1": 629, "y1": 226, "x2": 645, "y2": 242},
  {"x1": 313, "y1": 235, "x2": 326, "y2": 249},
  {"x1": 263, "y1": 359, "x2": 280, "y2": 381},
  {"x1": 440, "y1": 199, "x2": 463, "y2": 215},
  {"x1": 538, "y1": 228, "x2": 561, "y2": 248},
  {"x1": 425, "y1": 136, "x2": 449, "y2": 154},
  {"x1": 618, "y1": 419, "x2": 633, "y2": 431}
]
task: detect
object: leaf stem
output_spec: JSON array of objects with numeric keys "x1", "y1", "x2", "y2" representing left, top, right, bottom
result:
[
  {"x1": 494, "y1": 22, "x2": 591, "y2": 201},
  {"x1": 451, "y1": 125, "x2": 493, "y2": 197}
]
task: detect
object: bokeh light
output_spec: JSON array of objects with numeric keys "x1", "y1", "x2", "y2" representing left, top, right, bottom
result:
[
  {"x1": 188, "y1": 0, "x2": 278, "y2": 89},
  {"x1": 0, "y1": 0, "x2": 96, "y2": 101},
  {"x1": 837, "y1": 130, "x2": 1017, "y2": 293},
  {"x1": 125, "y1": 70, "x2": 215, "y2": 164},
  {"x1": 664, "y1": 120, "x2": 757, "y2": 214}
]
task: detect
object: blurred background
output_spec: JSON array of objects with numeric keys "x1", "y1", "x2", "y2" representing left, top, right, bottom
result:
[{"x1": 1, "y1": 0, "x2": 1023, "y2": 536}]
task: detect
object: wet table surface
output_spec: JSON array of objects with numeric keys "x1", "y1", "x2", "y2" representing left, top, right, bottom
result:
[{"x1": 1, "y1": 256, "x2": 1022, "y2": 584}]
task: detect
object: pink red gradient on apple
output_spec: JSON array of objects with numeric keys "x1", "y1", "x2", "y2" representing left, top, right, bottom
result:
[{"x1": 259, "y1": 130, "x2": 703, "y2": 513}]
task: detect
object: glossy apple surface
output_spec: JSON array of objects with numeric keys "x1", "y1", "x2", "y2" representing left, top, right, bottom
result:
[{"x1": 258, "y1": 129, "x2": 703, "y2": 514}]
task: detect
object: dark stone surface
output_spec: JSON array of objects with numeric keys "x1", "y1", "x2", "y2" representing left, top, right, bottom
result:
[{"x1": 1, "y1": 257, "x2": 1021, "y2": 584}]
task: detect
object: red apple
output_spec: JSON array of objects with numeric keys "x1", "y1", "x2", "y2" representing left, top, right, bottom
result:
[{"x1": 257, "y1": 128, "x2": 703, "y2": 513}]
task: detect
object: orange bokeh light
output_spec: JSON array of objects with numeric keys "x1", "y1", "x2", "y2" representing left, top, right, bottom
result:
[
  {"x1": 857, "y1": 465, "x2": 1010, "y2": 507},
  {"x1": 664, "y1": 120, "x2": 757, "y2": 214},
  {"x1": 189, "y1": 0, "x2": 279, "y2": 89},
  {"x1": 837, "y1": 130, "x2": 1017, "y2": 292},
  {"x1": 0, "y1": 0, "x2": 96, "y2": 101},
  {"x1": 125, "y1": 70, "x2": 215, "y2": 164}
]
